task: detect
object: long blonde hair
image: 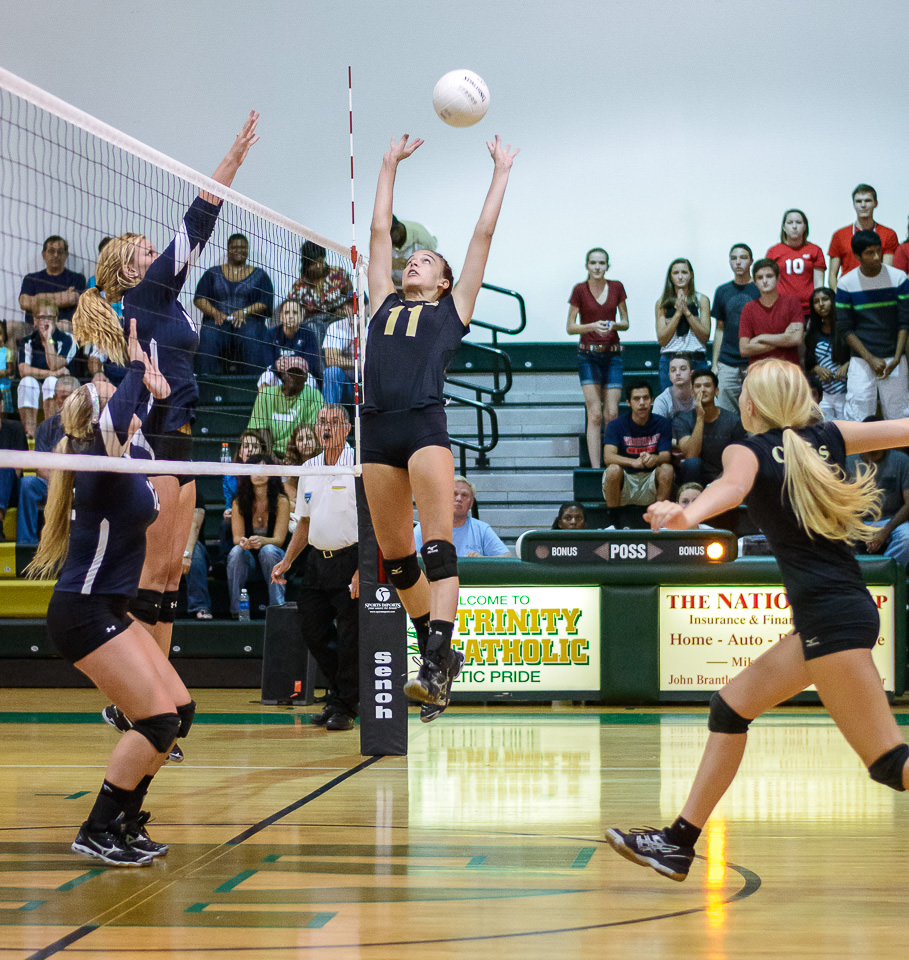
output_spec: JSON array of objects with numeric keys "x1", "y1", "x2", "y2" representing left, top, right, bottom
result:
[
  {"x1": 743, "y1": 359, "x2": 881, "y2": 542},
  {"x1": 24, "y1": 386, "x2": 99, "y2": 580},
  {"x1": 72, "y1": 233, "x2": 143, "y2": 366}
]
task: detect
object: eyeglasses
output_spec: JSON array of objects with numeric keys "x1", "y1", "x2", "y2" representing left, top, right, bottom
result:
[{"x1": 35, "y1": 314, "x2": 56, "y2": 320}]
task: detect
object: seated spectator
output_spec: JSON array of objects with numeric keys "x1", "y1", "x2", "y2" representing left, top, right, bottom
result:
[
  {"x1": 805, "y1": 287, "x2": 848, "y2": 420},
  {"x1": 17, "y1": 235, "x2": 86, "y2": 346},
  {"x1": 322, "y1": 295, "x2": 358, "y2": 407},
  {"x1": 257, "y1": 298, "x2": 322, "y2": 393},
  {"x1": 673, "y1": 369, "x2": 746, "y2": 486},
  {"x1": 391, "y1": 214, "x2": 437, "y2": 289},
  {"x1": 602, "y1": 380, "x2": 674, "y2": 511},
  {"x1": 288, "y1": 241, "x2": 352, "y2": 346},
  {"x1": 738, "y1": 259, "x2": 804, "y2": 367},
  {"x1": 0, "y1": 323, "x2": 14, "y2": 412},
  {"x1": 0, "y1": 390, "x2": 28, "y2": 541},
  {"x1": 227, "y1": 459, "x2": 290, "y2": 617},
  {"x1": 247, "y1": 366, "x2": 321, "y2": 459},
  {"x1": 184, "y1": 496, "x2": 213, "y2": 620},
  {"x1": 552, "y1": 501, "x2": 587, "y2": 530},
  {"x1": 676, "y1": 482, "x2": 714, "y2": 529},
  {"x1": 16, "y1": 375, "x2": 79, "y2": 544},
  {"x1": 414, "y1": 475, "x2": 511, "y2": 557},
  {"x1": 283, "y1": 422, "x2": 322, "y2": 513},
  {"x1": 652, "y1": 353, "x2": 695, "y2": 420},
  {"x1": 17, "y1": 303, "x2": 77, "y2": 437},
  {"x1": 194, "y1": 233, "x2": 274, "y2": 374},
  {"x1": 221, "y1": 427, "x2": 274, "y2": 529},
  {"x1": 654, "y1": 258, "x2": 710, "y2": 390},
  {"x1": 847, "y1": 426, "x2": 909, "y2": 567}
]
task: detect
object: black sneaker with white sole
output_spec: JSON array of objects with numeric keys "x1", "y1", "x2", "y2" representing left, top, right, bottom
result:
[
  {"x1": 418, "y1": 650, "x2": 465, "y2": 722},
  {"x1": 404, "y1": 648, "x2": 465, "y2": 708},
  {"x1": 122, "y1": 811, "x2": 168, "y2": 857},
  {"x1": 72, "y1": 821, "x2": 153, "y2": 867},
  {"x1": 165, "y1": 743, "x2": 184, "y2": 764},
  {"x1": 605, "y1": 826, "x2": 694, "y2": 882},
  {"x1": 101, "y1": 705, "x2": 132, "y2": 733}
]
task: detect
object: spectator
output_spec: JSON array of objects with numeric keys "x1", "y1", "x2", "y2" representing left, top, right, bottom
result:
[
  {"x1": 414, "y1": 475, "x2": 511, "y2": 557},
  {"x1": 552, "y1": 501, "x2": 587, "y2": 530},
  {"x1": 17, "y1": 303, "x2": 77, "y2": 438},
  {"x1": 222, "y1": 427, "x2": 273, "y2": 519},
  {"x1": 566, "y1": 247, "x2": 629, "y2": 468},
  {"x1": 0, "y1": 323, "x2": 15, "y2": 412},
  {"x1": 766, "y1": 209, "x2": 826, "y2": 315},
  {"x1": 17, "y1": 235, "x2": 86, "y2": 345},
  {"x1": 226, "y1": 458, "x2": 290, "y2": 617},
  {"x1": 654, "y1": 258, "x2": 710, "y2": 390},
  {"x1": 711, "y1": 243, "x2": 758, "y2": 413},
  {"x1": 258, "y1": 298, "x2": 322, "y2": 393},
  {"x1": 836, "y1": 230, "x2": 909, "y2": 421},
  {"x1": 247, "y1": 366, "x2": 322, "y2": 459},
  {"x1": 0, "y1": 389, "x2": 28, "y2": 541},
  {"x1": 194, "y1": 233, "x2": 274, "y2": 374},
  {"x1": 183, "y1": 496, "x2": 213, "y2": 620},
  {"x1": 322, "y1": 295, "x2": 359, "y2": 407},
  {"x1": 674, "y1": 369, "x2": 746, "y2": 485},
  {"x1": 390, "y1": 215, "x2": 438, "y2": 289},
  {"x1": 15, "y1": 375, "x2": 79, "y2": 544},
  {"x1": 894, "y1": 217, "x2": 909, "y2": 275},
  {"x1": 652, "y1": 353, "x2": 695, "y2": 420},
  {"x1": 805, "y1": 287, "x2": 848, "y2": 419},
  {"x1": 288, "y1": 241, "x2": 352, "y2": 345},
  {"x1": 828, "y1": 183, "x2": 899, "y2": 290},
  {"x1": 283, "y1": 422, "x2": 322, "y2": 513},
  {"x1": 738, "y1": 259, "x2": 804, "y2": 367},
  {"x1": 602, "y1": 380, "x2": 674, "y2": 511},
  {"x1": 677, "y1": 482, "x2": 703, "y2": 509}
]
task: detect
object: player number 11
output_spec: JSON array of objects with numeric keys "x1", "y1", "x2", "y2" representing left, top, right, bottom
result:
[{"x1": 383, "y1": 304, "x2": 423, "y2": 337}]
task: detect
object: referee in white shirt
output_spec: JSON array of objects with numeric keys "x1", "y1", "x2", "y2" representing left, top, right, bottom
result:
[{"x1": 271, "y1": 404, "x2": 359, "y2": 731}]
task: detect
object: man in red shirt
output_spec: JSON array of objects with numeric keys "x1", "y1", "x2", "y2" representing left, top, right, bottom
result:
[
  {"x1": 828, "y1": 184, "x2": 898, "y2": 290},
  {"x1": 738, "y1": 259, "x2": 804, "y2": 367}
]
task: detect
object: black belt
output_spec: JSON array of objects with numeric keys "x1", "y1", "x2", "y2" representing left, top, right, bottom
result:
[{"x1": 316, "y1": 543, "x2": 358, "y2": 559}]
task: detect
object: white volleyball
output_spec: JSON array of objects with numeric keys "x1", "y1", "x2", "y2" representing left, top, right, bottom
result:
[{"x1": 432, "y1": 70, "x2": 490, "y2": 127}]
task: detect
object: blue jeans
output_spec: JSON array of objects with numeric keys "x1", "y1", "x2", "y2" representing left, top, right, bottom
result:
[
  {"x1": 0, "y1": 468, "x2": 19, "y2": 514},
  {"x1": 867, "y1": 519, "x2": 909, "y2": 566},
  {"x1": 16, "y1": 474, "x2": 48, "y2": 543},
  {"x1": 186, "y1": 540, "x2": 212, "y2": 613},
  {"x1": 197, "y1": 318, "x2": 271, "y2": 375},
  {"x1": 323, "y1": 365, "x2": 356, "y2": 405},
  {"x1": 226, "y1": 543, "x2": 286, "y2": 614}
]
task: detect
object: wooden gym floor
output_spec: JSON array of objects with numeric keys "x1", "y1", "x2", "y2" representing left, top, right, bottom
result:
[{"x1": 1, "y1": 689, "x2": 908, "y2": 959}]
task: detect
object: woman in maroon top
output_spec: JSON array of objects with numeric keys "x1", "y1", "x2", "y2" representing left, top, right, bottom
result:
[{"x1": 566, "y1": 247, "x2": 629, "y2": 468}]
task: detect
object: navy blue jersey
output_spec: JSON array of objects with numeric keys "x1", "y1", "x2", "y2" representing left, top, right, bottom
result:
[
  {"x1": 18, "y1": 328, "x2": 77, "y2": 372},
  {"x1": 54, "y1": 363, "x2": 159, "y2": 597},
  {"x1": 738, "y1": 421, "x2": 874, "y2": 638},
  {"x1": 19, "y1": 268, "x2": 87, "y2": 324},
  {"x1": 123, "y1": 196, "x2": 220, "y2": 436},
  {"x1": 362, "y1": 293, "x2": 467, "y2": 413},
  {"x1": 268, "y1": 324, "x2": 322, "y2": 381}
]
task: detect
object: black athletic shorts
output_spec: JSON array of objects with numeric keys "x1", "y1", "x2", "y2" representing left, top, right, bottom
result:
[
  {"x1": 797, "y1": 590, "x2": 880, "y2": 660},
  {"x1": 46, "y1": 591, "x2": 133, "y2": 662},
  {"x1": 361, "y1": 406, "x2": 450, "y2": 469},
  {"x1": 147, "y1": 430, "x2": 195, "y2": 486}
]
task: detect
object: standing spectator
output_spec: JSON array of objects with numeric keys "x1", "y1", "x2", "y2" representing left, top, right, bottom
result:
[
  {"x1": 17, "y1": 235, "x2": 86, "y2": 344},
  {"x1": 674, "y1": 369, "x2": 746, "y2": 485},
  {"x1": 828, "y1": 184, "x2": 899, "y2": 290},
  {"x1": 247, "y1": 366, "x2": 322, "y2": 459},
  {"x1": 322, "y1": 295, "x2": 359, "y2": 407},
  {"x1": 847, "y1": 432, "x2": 909, "y2": 568},
  {"x1": 602, "y1": 380, "x2": 674, "y2": 511},
  {"x1": 0, "y1": 390, "x2": 28, "y2": 540},
  {"x1": 711, "y1": 243, "x2": 758, "y2": 413},
  {"x1": 652, "y1": 354, "x2": 695, "y2": 420},
  {"x1": 654, "y1": 258, "x2": 710, "y2": 390},
  {"x1": 894, "y1": 217, "x2": 909, "y2": 275},
  {"x1": 16, "y1": 375, "x2": 79, "y2": 544},
  {"x1": 258, "y1": 298, "x2": 322, "y2": 393},
  {"x1": 390, "y1": 215, "x2": 438, "y2": 290},
  {"x1": 414, "y1": 475, "x2": 511, "y2": 557},
  {"x1": 226, "y1": 459, "x2": 289, "y2": 618},
  {"x1": 552, "y1": 501, "x2": 587, "y2": 530},
  {"x1": 17, "y1": 303, "x2": 77, "y2": 438},
  {"x1": 194, "y1": 233, "x2": 274, "y2": 374},
  {"x1": 566, "y1": 247, "x2": 629, "y2": 468},
  {"x1": 271, "y1": 404, "x2": 359, "y2": 731},
  {"x1": 738, "y1": 259, "x2": 804, "y2": 367},
  {"x1": 836, "y1": 230, "x2": 909, "y2": 421},
  {"x1": 766, "y1": 209, "x2": 826, "y2": 315},
  {"x1": 805, "y1": 287, "x2": 848, "y2": 420},
  {"x1": 0, "y1": 323, "x2": 15, "y2": 412}
]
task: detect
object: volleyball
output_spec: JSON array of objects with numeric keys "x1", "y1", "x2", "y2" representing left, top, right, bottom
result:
[{"x1": 432, "y1": 70, "x2": 490, "y2": 127}]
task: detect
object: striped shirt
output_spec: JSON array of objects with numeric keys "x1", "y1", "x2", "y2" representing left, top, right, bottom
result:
[{"x1": 835, "y1": 264, "x2": 909, "y2": 358}]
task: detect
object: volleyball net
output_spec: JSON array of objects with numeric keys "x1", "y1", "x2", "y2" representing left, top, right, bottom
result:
[{"x1": 0, "y1": 66, "x2": 363, "y2": 480}]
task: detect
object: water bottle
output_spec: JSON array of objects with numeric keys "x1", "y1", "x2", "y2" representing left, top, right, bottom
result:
[
  {"x1": 238, "y1": 588, "x2": 250, "y2": 622},
  {"x1": 220, "y1": 442, "x2": 231, "y2": 463}
]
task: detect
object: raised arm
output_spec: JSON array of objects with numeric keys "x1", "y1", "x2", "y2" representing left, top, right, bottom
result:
[
  {"x1": 451, "y1": 135, "x2": 519, "y2": 324},
  {"x1": 201, "y1": 111, "x2": 259, "y2": 206},
  {"x1": 368, "y1": 134, "x2": 424, "y2": 305}
]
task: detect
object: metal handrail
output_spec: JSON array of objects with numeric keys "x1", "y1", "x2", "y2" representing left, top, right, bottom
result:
[
  {"x1": 470, "y1": 282, "x2": 527, "y2": 340},
  {"x1": 443, "y1": 391, "x2": 499, "y2": 472},
  {"x1": 446, "y1": 341, "x2": 512, "y2": 404}
]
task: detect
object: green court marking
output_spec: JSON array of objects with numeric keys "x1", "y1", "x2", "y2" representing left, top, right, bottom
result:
[
  {"x1": 571, "y1": 847, "x2": 596, "y2": 869},
  {"x1": 261, "y1": 854, "x2": 281, "y2": 862},
  {"x1": 19, "y1": 900, "x2": 43, "y2": 911},
  {"x1": 306, "y1": 912, "x2": 335, "y2": 928},
  {"x1": 66, "y1": 791, "x2": 90, "y2": 799},
  {"x1": 56, "y1": 869, "x2": 104, "y2": 892},
  {"x1": 215, "y1": 869, "x2": 257, "y2": 893},
  {"x1": 185, "y1": 903, "x2": 208, "y2": 913},
  {"x1": 466, "y1": 856, "x2": 487, "y2": 868}
]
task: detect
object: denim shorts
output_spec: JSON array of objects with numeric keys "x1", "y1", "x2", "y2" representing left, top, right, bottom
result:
[{"x1": 577, "y1": 349, "x2": 624, "y2": 389}]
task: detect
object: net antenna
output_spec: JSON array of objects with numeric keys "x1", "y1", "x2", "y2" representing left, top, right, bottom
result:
[
  {"x1": 348, "y1": 65, "x2": 366, "y2": 465},
  {"x1": 0, "y1": 66, "x2": 362, "y2": 480}
]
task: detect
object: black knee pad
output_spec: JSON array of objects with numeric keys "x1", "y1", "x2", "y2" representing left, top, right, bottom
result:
[
  {"x1": 420, "y1": 539, "x2": 458, "y2": 582},
  {"x1": 158, "y1": 590, "x2": 179, "y2": 624},
  {"x1": 129, "y1": 588, "x2": 163, "y2": 626},
  {"x1": 176, "y1": 700, "x2": 196, "y2": 739},
  {"x1": 869, "y1": 743, "x2": 909, "y2": 791},
  {"x1": 382, "y1": 553, "x2": 422, "y2": 591},
  {"x1": 132, "y1": 713, "x2": 181, "y2": 753},
  {"x1": 707, "y1": 692, "x2": 752, "y2": 734}
]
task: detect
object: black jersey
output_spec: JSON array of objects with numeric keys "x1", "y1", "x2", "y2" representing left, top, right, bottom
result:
[
  {"x1": 738, "y1": 421, "x2": 874, "y2": 638},
  {"x1": 362, "y1": 293, "x2": 467, "y2": 414},
  {"x1": 54, "y1": 363, "x2": 159, "y2": 597}
]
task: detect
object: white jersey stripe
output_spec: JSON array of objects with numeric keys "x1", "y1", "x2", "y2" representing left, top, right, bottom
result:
[{"x1": 81, "y1": 518, "x2": 110, "y2": 595}]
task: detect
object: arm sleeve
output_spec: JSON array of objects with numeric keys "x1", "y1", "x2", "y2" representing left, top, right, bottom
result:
[
  {"x1": 673, "y1": 412, "x2": 693, "y2": 442},
  {"x1": 255, "y1": 269, "x2": 274, "y2": 318},
  {"x1": 738, "y1": 303, "x2": 755, "y2": 340},
  {"x1": 835, "y1": 285, "x2": 855, "y2": 337},
  {"x1": 59, "y1": 332, "x2": 77, "y2": 364},
  {"x1": 223, "y1": 474, "x2": 237, "y2": 511},
  {"x1": 896, "y1": 274, "x2": 909, "y2": 330},
  {"x1": 480, "y1": 523, "x2": 509, "y2": 556},
  {"x1": 194, "y1": 266, "x2": 217, "y2": 303},
  {"x1": 100, "y1": 361, "x2": 150, "y2": 446},
  {"x1": 655, "y1": 417, "x2": 673, "y2": 453}
]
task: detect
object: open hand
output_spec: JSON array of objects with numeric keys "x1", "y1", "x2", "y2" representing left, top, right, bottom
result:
[
  {"x1": 486, "y1": 134, "x2": 519, "y2": 169},
  {"x1": 385, "y1": 134, "x2": 424, "y2": 165}
]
